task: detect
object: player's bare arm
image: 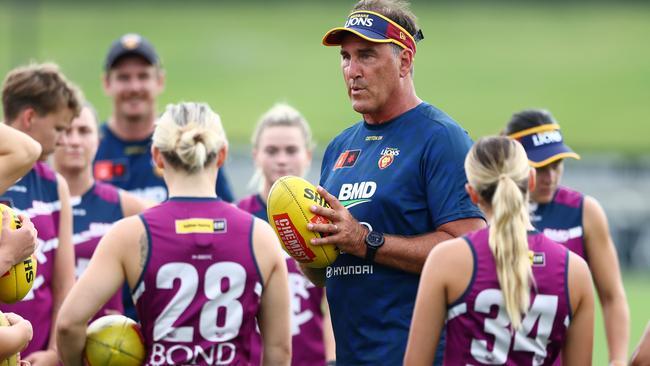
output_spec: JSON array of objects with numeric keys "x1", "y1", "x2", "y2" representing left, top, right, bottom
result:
[
  {"x1": 631, "y1": 321, "x2": 650, "y2": 366},
  {"x1": 57, "y1": 215, "x2": 142, "y2": 366},
  {"x1": 119, "y1": 189, "x2": 149, "y2": 217},
  {"x1": 562, "y1": 252, "x2": 594, "y2": 365},
  {"x1": 0, "y1": 124, "x2": 41, "y2": 195},
  {"x1": 252, "y1": 218, "x2": 291, "y2": 366},
  {"x1": 583, "y1": 195, "x2": 629, "y2": 364},
  {"x1": 404, "y1": 239, "x2": 463, "y2": 365}
]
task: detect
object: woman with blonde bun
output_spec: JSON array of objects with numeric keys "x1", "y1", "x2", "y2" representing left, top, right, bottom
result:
[{"x1": 57, "y1": 102, "x2": 291, "y2": 366}]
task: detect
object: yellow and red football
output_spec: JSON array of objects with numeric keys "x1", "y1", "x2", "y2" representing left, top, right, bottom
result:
[
  {"x1": 84, "y1": 315, "x2": 146, "y2": 366},
  {"x1": 0, "y1": 204, "x2": 37, "y2": 304},
  {"x1": 267, "y1": 176, "x2": 338, "y2": 268}
]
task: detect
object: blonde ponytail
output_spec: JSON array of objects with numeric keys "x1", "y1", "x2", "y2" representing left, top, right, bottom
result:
[
  {"x1": 489, "y1": 173, "x2": 531, "y2": 330},
  {"x1": 465, "y1": 136, "x2": 532, "y2": 330}
]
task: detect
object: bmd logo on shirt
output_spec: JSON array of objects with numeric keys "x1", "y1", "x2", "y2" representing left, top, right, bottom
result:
[{"x1": 338, "y1": 181, "x2": 376, "y2": 209}]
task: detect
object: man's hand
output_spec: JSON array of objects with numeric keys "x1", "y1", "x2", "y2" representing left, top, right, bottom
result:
[{"x1": 307, "y1": 186, "x2": 367, "y2": 258}]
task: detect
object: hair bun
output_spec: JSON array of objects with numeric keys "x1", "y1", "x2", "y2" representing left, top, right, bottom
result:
[{"x1": 152, "y1": 102, "x2": 227, "y2": 173}]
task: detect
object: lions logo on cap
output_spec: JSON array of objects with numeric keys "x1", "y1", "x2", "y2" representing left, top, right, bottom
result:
[{"x1": 121, "y1": 33, "x2": 142, "y2": 50}]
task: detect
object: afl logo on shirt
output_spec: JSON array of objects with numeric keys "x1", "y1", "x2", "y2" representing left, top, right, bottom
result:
[{"x1": 378, "y1": 147, "x2": 399, "y2": 170}]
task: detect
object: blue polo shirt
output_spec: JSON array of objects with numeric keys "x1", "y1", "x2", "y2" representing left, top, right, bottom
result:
[
  {"x1": 320, "y1": 102, "x2": 483, "y2": 365},
  {"x1": 94, "y1": 123, "x2": 233, "y2": 203}
]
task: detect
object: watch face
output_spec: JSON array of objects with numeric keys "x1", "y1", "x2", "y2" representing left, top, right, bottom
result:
[{"x1": 367, "y1": 231, "x2": 384, "y2": 247}]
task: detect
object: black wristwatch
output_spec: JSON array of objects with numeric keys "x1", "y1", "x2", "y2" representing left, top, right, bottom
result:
[{"x1": 364, "y1": 230, "x2": 385, "y2": 263}]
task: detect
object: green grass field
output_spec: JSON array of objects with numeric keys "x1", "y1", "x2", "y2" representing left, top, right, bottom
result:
[
  {"x1": 0, "y1": 2, "x2": 649, "y2": 362},
  {"x1": 1, "y1": 2, "x2": 649, "y2": 153},
  {"x1": 597, "y1": 273, "x2": 649, "y2": 362}
]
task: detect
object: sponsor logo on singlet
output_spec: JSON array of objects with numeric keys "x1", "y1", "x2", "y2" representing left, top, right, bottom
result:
[
  {"x1": 543, "y1": 227, "x2": 583, "y2": 244},
  {"x1": 149, "y1": 343, "x2": 237, "y2": 365},
  {"x1": 7, "y1": 185, "x2": 27, "y2": 193},
  {"x1": 72, "y1": 222, "x2": 113, "y2": 245},
  {"x1": 175, "y1": 218, "x2": 227, "y2": 234},
  {"x1": 338, "y1": 181, "x2": 376, "y2": 208},
  {"x1": 528, "y1": 251, "x2": 546, "y2": 266}
]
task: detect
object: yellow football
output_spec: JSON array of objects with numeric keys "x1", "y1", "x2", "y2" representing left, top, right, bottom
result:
[
  {"x1": 0, "y1": 204, "x2": 37, "y2": 304},
  {"x1": 84, "y1": 315, "x2": 146, "y2": 366},
  {"x1": 0, "y1": 310, "x2": 19, "y2": 366},
  {"x1": 267, "y1": 176, "x2": 338, "y2": 268}
]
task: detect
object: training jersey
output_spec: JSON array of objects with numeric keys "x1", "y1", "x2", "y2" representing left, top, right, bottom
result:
[
  {"x1": 94, "y1": 123, "x2": 234, "y2": 203},
  {"x1": 237, "y1": 193, "x2": 267, "y2": 221},
  {"x1": 72, "y1": 181, "x2": 124, "y2": 320},
  {"x1": 238, "y1": 194, "x2": 328, "y2": 366},
  {"x1": 319, "y1": 102, "x2": 483, "y2": 365},
  {"x1": 134, "y1": 197, "x2": 262, "y2": 366},
  {"x1": 0, "y1": 162, "x2": 61, "y2": 355},
  {"x1": 530, "y1": 186, "x2": 586, "y2": 259},
  {"x1": 445, "y1": 228, "x2": 571, "y2": 365}
]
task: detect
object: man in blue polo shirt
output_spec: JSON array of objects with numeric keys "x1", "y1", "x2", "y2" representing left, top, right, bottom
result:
[
  {"x1": 302, "y1": 1, "x2": 485, "y2": 365},
  {"x1": 94, "y1": 33, "x2": 233, "y2": 203},
  {"x1": 94, "y1": 33, "x2": 234, "y2": 321}
]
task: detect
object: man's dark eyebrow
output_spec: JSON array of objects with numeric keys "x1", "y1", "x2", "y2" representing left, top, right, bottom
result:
[
  {"x1": 340, "y1": 47, "x2": 377, "y2": 57},
  {"x1": 358, "y1": 47, "x2": 377, "y2": 55}
]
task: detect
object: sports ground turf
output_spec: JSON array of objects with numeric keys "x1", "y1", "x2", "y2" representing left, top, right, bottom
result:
[{"x1": 0, "y1": 1, "x2": 648, "y2": 362}]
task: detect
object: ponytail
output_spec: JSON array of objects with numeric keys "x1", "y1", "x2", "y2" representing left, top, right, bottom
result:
[
  {"x1": 465, "y1": 136, "x2": 533, "y2": 330},
  {"x1": 489, "y1": 174, "x2": 532, "y2": 330}
]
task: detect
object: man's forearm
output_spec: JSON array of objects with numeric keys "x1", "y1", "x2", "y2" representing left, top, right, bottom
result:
[
  {"x1": 371, "y1": 218, "x2": 485, "y2": 274},
  {"x1": 373, "y1": 231, "x2": 454, "y2": 274}
]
